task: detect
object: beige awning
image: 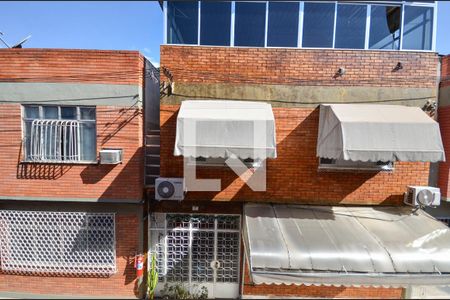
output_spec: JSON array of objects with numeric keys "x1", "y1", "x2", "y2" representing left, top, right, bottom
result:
[
  {"x1": 317, "y1": 104, "x2": 445, "y2": 162},
  {"x1": 244, "y1": 203, "x2": 450, "y2": 287},
  {"x1": 174, "y1": 100, "x2": 277, "y2": 159}
]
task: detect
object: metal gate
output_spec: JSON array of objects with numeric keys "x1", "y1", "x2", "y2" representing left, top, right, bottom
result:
[{"x1": 149, "y1": 213, "x2": 241, "y2": 299}]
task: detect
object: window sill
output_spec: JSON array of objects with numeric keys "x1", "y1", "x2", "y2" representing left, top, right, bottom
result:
[{"x1": 20, "y1": 160, "x2": 99, "y2": 166}]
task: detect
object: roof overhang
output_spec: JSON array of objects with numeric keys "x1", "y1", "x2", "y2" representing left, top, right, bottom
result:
[{"x1": 244, "y1": 204, "x2": 450, "y2": 288}]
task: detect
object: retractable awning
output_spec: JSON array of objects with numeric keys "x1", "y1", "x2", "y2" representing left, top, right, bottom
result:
[
  {"x1": 174, "y1": 100, "x2": 277, "y2": 159},
  {"x1": 317, "y1": 104, "x2": 445, "y2": 162},
  {"x1": 244, "y1": 204, "x2": 450, "y2": 287}
]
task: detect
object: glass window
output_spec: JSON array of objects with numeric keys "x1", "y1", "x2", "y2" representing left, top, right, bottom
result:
[
  {"x1": 335, "y1": 4, "x2": 367, "y2": 49},
  {"x1": 61, "y1": 107, "x2": 77, "y2": 119},
  {"x1": 402, "y1": 6, "x2": 433, "y2": 50},
  {"x1": 369, "y1": 5, "x2": 401, "y2": 50},
  {"x1": 167, "y1": 1, "x2": 198, "y2": 45},
  {"x1": 267, "y1": 2, "x2": 299, "y2": 47},
  {"x1": 22, "y1": 105, "x2": 96, "y2": 162},
  {"x1": 43, "y1": 106, "x2": 58, "y2": 119},
  {"x1": 200, "y1": 2, "x2": 231, "y2": 46},
  {"x1": 234, "y1": 2, "x2": 266, "y2": 47},
  {"x1": 302, "y1": 2, "x2": 335, "y2": 48}
]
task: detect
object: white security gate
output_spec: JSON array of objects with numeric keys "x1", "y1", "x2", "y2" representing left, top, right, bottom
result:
[{"x1": 149, "y1": 213, "x2": 241, "y2": 299}]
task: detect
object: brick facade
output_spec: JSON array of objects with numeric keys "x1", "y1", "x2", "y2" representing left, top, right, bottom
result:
[
  {"x1": 0, "y1": 48, "x2": 144, "y2": 85},
  {"x1": 0, "y1": 103, "x2": 143, "y2": 202},
  {"x1": 159, "y1": 45, "x2": 439, "y2": 298},
  {"x1": 0, "y1": 49, "x2": 147, "y2": 298},
  {"x1": 439, "y1": 56, "x2": 450, "y2": 199}
]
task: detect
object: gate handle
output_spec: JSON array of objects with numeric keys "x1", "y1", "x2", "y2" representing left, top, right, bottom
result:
[{"x1": 210, "y1": 260, "x2": 220, "y2": 269}]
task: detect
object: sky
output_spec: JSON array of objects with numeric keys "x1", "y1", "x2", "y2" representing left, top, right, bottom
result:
[{"x1": 0, "y1": 1, "x2": 450, "y2": 67}]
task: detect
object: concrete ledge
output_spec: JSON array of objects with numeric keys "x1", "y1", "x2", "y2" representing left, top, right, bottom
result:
[
  {"x1": 0, "y1": 82, "x2": 142, "y2": 107},
  {"x1": 0, "y1": 195, "x2": 142, "y2": 204},
  {"x1": 162, "y1": 82, "x2": 436, "y2": 108}
]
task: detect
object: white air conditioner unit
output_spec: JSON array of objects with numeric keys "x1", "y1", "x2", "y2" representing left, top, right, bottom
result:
[
  {"x1": 99, "y1": 149, "x2": 123, "y2": 164},
  {"x1": 405, "y1": 186, "x2": 441, "y2": 207},
  {"x1": 155, "y1": 177, "x2": 185, "y2": 201}
]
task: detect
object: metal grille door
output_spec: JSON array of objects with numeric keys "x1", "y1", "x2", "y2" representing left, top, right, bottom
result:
[{"x1": 149, "y1": 213, "x2": 241, "y2": 299}]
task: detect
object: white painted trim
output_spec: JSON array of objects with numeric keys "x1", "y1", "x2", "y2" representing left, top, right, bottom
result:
[
  {"x1": 365, "y1": 4, "x2": 371, "y2": 50},
  {"x1": 400, "y1": 3, "x2": 405, "y2": 50},
  {"x1": 264, "y1": 1, "x2": 269, "y2": 48},
  {"x1": 198, "y1": 1, "x2": 201, "y2": 45},
  {"x1": 163, "y1": 1, "x2": 167, "y2": 45},
  {"x1": 298, "y1": 1, "x2": 304, "y2": 48},
  {"x1": 432, "y1": 1, "x2": 438, "y2": 52},
  {"x1": 332, "y1": 1, "x2": 338, "y2": 48},
  {"x1": 231, "y1": 1, "x2": 235, "y2": 47}
]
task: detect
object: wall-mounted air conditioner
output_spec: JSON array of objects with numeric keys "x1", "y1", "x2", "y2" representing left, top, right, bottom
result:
[
  {"x1": 405, "y1": 186, "x2": 441, "y2": 207},
  {"x1": 99, "y1": 149, "x2": 123, "y2": 164},
  {"x1": 155, "y1": 177, "x2": 185, "y2": 201}
]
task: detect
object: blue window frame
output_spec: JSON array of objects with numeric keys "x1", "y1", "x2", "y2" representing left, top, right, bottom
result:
[
  {"x1": 200, "y1": 1, "x2": 231, "y2": 46},
  {"x1": 402, "y1": 5, "x2": 433, "y2": 50},
  {"x1": 234, "y1": 2, "x2": 266, "y2": 47},
  {"x1": 267, "y1": 2, "x2": 300, "y2": 47},
  {"x1": 369, "y1": 5, "x2": 401, "y2": 50},
  {"x1": 335, "y1": 4, "x2": 367, "y2": 49},
  {"x1": 302, "y1": 2, "x2": 335, "y2": 48},
  {"x1": 167, "y1": 1, "x2": 198, "y2": 45}
]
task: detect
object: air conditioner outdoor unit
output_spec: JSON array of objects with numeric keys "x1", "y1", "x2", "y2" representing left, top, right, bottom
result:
[
  {"x1": 155, "y1": 177, "x2": 185, "y2": 201},
  {"x1": 405, "y1": 186, "x2": 441, "y2": 207},
  {"x1": 99, "y1": 149, "x2": 123, "y2": 164}
]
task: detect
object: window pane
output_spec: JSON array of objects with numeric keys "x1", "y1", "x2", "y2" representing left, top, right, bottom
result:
[
  {"x1": 43, "y1": 106, "x2": 58, "y2": 119},
  {"x1": 61, "y1": 107, "x2": 77, "y2": 120},
  {"x1": 335, "y1": 4, "x2": 367, "y2": 49},
  {"x1": 402, "y1": 6, "x2": 433, "y2": 50},
  {"x1": 80, "y1": 123, "x2": 96, "y2": 161},
  {"x1": 80, "y1": 107, "x2": 96, "y2": 120},
  {"x1": 200, "y1": 2, "x2": 231, "y2": 46},
  {"x1": 24, "y1": 106, "x2": 39, "y2": 119},
  {"x1": 234, "y1": 2, "x2": 266, "y2": 47},
  {"x1": 167, "y1": 1, "x2": 198, "y2": 45},
  {"x1": 369, "y1": 5, "x2": 401, "y2": 50},
  {"x1": 302, "y1": 3, "x2": 335, "y2": 48},
  {"x1": 267, "y1": 2, "x2": 299, "y2": 47}
]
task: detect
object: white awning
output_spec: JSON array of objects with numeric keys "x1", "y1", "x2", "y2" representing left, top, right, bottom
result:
[
  {"x1": 174, "y1": 100, "x2": 277, "y2": 159},
  {"x1": 244, "y1": 203, "x2": 450, "y2": 287},
  {"x1": 317, "y1": 104, "x2": 445, "y2": 162}
]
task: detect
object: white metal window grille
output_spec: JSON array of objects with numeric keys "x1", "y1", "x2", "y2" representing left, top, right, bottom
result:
[
  {"x1": 149, "y1": 213, "x2": 240, "y2": 284},
  {"x1": 29, "y1": 119, "x2": 81, "y2": 162},
  {"x1": 0, "y1": 210, "x2": 116, "y2": 275}
]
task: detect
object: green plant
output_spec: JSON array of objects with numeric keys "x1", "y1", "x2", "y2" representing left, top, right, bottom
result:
[
  {"x1": 147, "y1": 253, "x2": 158, "y2": 300},
  {"x1": 161, "y1": 282, "x2": 208, "y2": 300}
]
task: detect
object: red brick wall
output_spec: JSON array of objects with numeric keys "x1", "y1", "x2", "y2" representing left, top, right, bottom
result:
[
  {"x1": 439, "y1": 56, "x2": 450, "y2": 198},
  {"x1": 0, "y1": 103, "x2": 143, "y2": 202},
  {"x1": 161, "y1": 105, "x2": 429, "y2": 205},
  {"x1": 0, "y1": 214, "x2": 140, "y2": 298},
  {"x1": 160, "y1": 46, "x2": 438, "y2": 88},
  {"x1": 0, "y1": 49, "x2": 144, "y2": 85}
]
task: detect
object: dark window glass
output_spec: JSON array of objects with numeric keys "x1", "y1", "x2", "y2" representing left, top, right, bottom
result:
[
  {"x1": 80, "y1": 107, "x2": 96, "y2": 120},
  {"x1": 24, "y1": 106, "x2": 39, "y2": 119},
  {"x1": 61, "y1": 107, "x2": 77, "y2": 120},
  {"x1": 267, "y1": 2, "x2": 299, "y2": 47},
  {"x1": 234, "y1": 2, "x2": 266, "y2": 47},
  {"x1": 402, "y1": 6, "x2": 433, "y2": 50},
  {"x1": 43, "y1": 106, "x2": 58, "y2": 119},
  {"x1": 335, "y1": 4, "x2": 367, "y2": 49},
  {"x1": 302, "y1": 2, "x2": 335, "y2": 48},
  {"x1": 369, "y1": 5, "x2": 401, "y2": 50},
  {"x1": 167, "y1": 1, "x2": 198, "y2": 45},
  {"x1": 200, "y1": 2, "x2": 231, "y2": 46}
]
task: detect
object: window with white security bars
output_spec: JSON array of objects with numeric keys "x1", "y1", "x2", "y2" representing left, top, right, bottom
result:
[
  {"x1": 22, "y1": 105, "x2": 96, "y2": 163},
  {"x1": 0, "y1": 210, "x2": 116, "y2": 275}
]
